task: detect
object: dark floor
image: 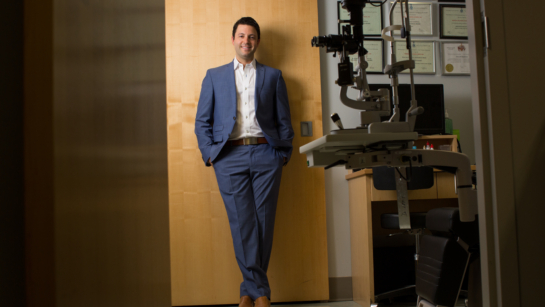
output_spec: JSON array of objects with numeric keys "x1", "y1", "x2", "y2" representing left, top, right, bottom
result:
[{"x1": 225, "y1": 299, "x2": 467, "y2": 307}]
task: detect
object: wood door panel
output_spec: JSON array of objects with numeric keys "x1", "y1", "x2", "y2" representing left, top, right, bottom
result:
[{"x1": 166, "y1": 1, "x2": 327, "y2": 305}]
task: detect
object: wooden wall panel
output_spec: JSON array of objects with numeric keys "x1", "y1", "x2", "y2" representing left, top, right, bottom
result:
[
  {"x1": 23, "y1": 0, "x2": 172, "y2": 306},
  {"x1": 166, "y1": 0, "x2": 327, "y2": 305}
]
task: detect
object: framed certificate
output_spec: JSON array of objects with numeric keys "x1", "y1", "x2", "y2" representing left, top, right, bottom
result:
[
  {"x1": 394, "y1": 40, "x2": 436, "y2": 74},
  {"x1": 441, "y1": 41, "x2": 470, "y2": 75},
  {"x1": 391, "y1": 2, "x2": 433, "y2": 36},
  {"x1": 338, "y1": 1, "x2": 383, "y2": 36},
  {"x1": 440, "y1": 5, "x2": 468, "y2": 39},
  {"x1": 362, "y1": 2, "x2": 383, "y2": 36},
  {"x1": 348, "y1": 39, "x2": 384, "y2": 74}
]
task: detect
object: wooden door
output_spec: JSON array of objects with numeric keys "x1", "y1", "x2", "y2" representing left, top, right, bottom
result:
[{"x1": 165, "y1": 1, "x2": 327, "y2": 305}]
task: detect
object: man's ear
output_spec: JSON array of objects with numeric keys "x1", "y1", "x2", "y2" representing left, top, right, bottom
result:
[{"x1": 231, "y1": 36, "x2": 235, "y2": 45}]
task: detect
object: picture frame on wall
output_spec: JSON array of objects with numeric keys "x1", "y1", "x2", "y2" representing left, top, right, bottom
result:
[
  {"x1": 347, "y1": 39, "x2": 384, "y2": 74},
  {"x1": 440, "y1": 4, "x2": 468, "y2": 39},
  {"x1": 394, "y1": 40, "x2": 436, "y2": 74},
  {"x1": 338, "y1": 1, "x2": 383, "y2": 36},
  {"x1": 441, "y1": 41, "x2": 470, "y2": 75},
  {"x1": 391, "y1": 2, "x2": 433, "y2": 36},
  {"x1": 438, "y1": 0, "x2": 466, "y2": 3}
]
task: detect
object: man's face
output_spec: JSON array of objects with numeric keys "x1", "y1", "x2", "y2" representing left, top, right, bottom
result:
[{"x1": 232, "y1": 24, "x2": 260, "y2": 63}]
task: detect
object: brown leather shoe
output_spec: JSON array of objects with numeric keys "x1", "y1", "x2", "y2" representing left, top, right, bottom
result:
[
  {"x1": 254, "y1": 296, "x2": 270, "y2": 307},
  {"x1": 239, "y1": 295, "x2": 253, "y2": 307}
]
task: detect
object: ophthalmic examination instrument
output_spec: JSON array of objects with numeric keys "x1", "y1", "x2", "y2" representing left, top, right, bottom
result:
[{"x1": 300, "y1": 0, "x2": 477, "y2": 226}]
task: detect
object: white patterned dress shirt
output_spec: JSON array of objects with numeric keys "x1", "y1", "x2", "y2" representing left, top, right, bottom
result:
[{"x1": 229, "y1": 58, "x2": 264, "y2": 140}]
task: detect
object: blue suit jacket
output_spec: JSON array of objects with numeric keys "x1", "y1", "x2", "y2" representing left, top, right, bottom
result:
[{"x1": 195, "y1": 60, "x2": 294, "y2": 166}]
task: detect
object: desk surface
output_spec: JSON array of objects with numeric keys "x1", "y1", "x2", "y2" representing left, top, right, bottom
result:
[{"x1": 346, "y1": 165, "x2": 476, "y2": 180}]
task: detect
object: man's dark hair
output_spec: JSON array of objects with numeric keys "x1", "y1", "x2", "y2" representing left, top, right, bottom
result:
[{"x1": 232, "y1": 17, "x2": 260, "y2": 40}]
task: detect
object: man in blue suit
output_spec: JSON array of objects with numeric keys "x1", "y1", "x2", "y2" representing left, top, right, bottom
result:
[{"x1": 194, "y1": 17, "x2": 294, "y2": 307}]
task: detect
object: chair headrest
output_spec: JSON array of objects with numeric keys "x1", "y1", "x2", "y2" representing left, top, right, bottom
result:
[{"x1": 426, "y1": 207, "x2": 479, "y2": 247}]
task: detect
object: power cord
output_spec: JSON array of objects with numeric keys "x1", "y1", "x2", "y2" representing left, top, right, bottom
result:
[
  {"x1": 395, "y1": 158, "x2": 412, "y2": 182},
  {"x1": 370, "y1": 0, "x2": 388, "y2": 7},
  {"x1": 457, "y1": 138, "x2": 463, "y2": 153}
]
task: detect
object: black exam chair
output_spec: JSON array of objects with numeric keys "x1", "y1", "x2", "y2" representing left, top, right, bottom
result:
[
  {"x1": 416, "y1": 207, "x2": 480, "y2": 307},
  {"x1": 373, "y1": 166, "x2": 434, "y2": 303}
]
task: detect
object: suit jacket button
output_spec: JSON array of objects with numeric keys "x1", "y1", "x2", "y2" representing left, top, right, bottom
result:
[{"x1": 233, "y1": 117, "x2": 236, "y2": 120}]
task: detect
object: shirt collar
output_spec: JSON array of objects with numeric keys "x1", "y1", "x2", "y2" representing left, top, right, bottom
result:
[{"x1": 233, "y1": 58, "x2": 256, "y2": 71}]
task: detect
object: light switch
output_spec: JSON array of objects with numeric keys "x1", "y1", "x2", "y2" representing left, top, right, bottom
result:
[{"x1": 301, "y1": 121, "x2": 313, "y2": 137}]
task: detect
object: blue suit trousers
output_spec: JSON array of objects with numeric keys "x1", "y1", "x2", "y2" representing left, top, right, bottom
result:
[{"x1": 212, "y1": 143, "x2": 284, "y2": 300}]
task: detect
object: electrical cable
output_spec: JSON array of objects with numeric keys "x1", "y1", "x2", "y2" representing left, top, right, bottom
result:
[
  {"x1": 369, "y1": 0, "x2": 388, "y2": 7},
  {"x1": 408, "y1": 158, "x2": 412, "y2": 182},
  {"x1": 457, "y1": 138, "x2": 463, "y2": 153},
  {"x1": 389, "y1": 1, "x2": 398, "y2": 27},
  {"x1": 394, "y1": 157, "x2": 412, "y2": 182},
  {"x1": 395, "y1": 166, "x2": 408, "y2": 181}
]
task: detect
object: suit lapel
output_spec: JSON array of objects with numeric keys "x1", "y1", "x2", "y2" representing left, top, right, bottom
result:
[
  {"x1": 255, "y1": 60, "x2": 265, "y2": 112},
  {"x1": 225, "y1": 62, "x2": 237, "y2": 112}
]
